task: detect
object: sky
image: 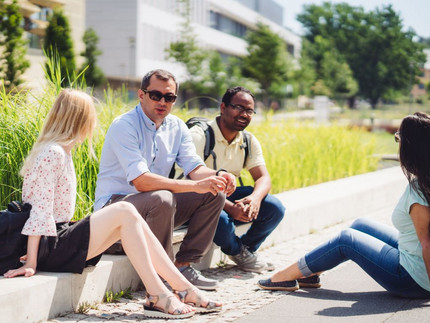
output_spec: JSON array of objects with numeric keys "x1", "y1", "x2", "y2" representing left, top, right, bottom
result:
[{"x1": 275, "y1": 0, "x2": 430, "y2": 38}]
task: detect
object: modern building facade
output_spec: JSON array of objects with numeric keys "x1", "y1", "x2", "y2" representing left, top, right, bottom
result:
[
  {"x1": 16, "y1": 0, "x2": 85, "y2": 89},
  {"x1": 86, "y1": 0, "x2": 301, "y2": 89}
]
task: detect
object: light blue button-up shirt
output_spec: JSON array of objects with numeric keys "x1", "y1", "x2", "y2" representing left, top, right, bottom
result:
[{"x1": 94, "y1": 104, "x2": 204, "y2": 210}]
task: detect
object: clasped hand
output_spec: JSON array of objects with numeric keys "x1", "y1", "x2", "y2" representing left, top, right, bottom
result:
[{"x1": 230, "y1": 196, "x2": 261, "y2": 222}]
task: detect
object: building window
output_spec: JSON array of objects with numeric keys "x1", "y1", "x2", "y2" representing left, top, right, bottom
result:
[
  {"x1": 418, "y1": 83, "x2": 425, "y2": 89},
  {"x1": 210, "y1": 10, "x2": 248, "y2": 38},
  {"x1": 31, "y1": 7, "x2": 52, "y2": 21},
  {"x1": 26, "y1": 7, "x2": 52, "y2": 49},
  {"x1": 287, "y1": 44, "x2": 294, "y2": 56},
  {"x1": 27, "y1": 32, "x2": 44, "y2": 49}
]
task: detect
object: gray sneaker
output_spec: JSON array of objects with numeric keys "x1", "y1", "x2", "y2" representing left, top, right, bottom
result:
[
  {"x1": 179, "y1": 266, "x2": 218, "y2": 291},
  {"x1": 265, "y1": 261, "x2": 276, "y2": 271},
  {"x1": 228, "y1": 245, "x2": 266, "y2": 273}
]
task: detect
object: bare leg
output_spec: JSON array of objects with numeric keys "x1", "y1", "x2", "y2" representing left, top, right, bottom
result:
[
  {"x1": 271, "y1": 262, "x2": 307, "y2": 282},
  {"x1": 134, "y1": 211, "x2": 221, "y2": 308},
  {"x1": 86, "y1": 202, "x2": 194, "y2": 314}
]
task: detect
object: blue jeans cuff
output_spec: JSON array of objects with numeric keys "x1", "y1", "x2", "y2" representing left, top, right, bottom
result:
[{"x1": 298, "y1": 256, "x2": 313, "y2": 276}]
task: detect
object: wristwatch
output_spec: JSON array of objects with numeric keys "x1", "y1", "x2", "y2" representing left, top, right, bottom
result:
[{"x1": 216, "y1": 168, "x2": 227, "y2": 176}]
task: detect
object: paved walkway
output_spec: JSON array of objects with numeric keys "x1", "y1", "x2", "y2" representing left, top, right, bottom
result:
[{"x1": 48, "y1": 201, "x2": 430, "y2": 323}]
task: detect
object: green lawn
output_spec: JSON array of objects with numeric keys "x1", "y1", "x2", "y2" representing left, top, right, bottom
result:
[{"x1": 372, "y1": 131, "x2": 399, "y2": 155}]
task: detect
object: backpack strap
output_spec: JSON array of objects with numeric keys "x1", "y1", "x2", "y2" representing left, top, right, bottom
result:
[
  {"x1": 204, "y1": 125, "x2": 217, "y2": 169},
  {"x1": 168, "y1": 122, "x2": 216, "y2": 179},
  {"x1": 168, "y1": 163, "x2": 176, "y2": 179},
  {"x1": 238, "y1": 131, "x2": 251, "y2": 186},
  {"x1": 242, "y1": 131, "x2": 251, "y2": 167}
]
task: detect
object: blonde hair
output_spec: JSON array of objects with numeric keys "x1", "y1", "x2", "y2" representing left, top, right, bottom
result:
[{"x1": 21, "y1": 89, "x2": 96, "y2": 176}]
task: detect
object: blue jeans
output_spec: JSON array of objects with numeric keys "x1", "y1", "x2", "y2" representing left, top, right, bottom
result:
[
  {"x1": 213, "y1": 186, "x2": 285, "y2": 255},
  {"x1": 298, "y1": 218, "x2": 430, "y2": 298}
]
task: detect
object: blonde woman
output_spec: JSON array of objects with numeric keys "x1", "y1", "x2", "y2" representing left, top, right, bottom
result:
[{"x1": 3, "y1": 89, "x2": 221, "y2": 319}]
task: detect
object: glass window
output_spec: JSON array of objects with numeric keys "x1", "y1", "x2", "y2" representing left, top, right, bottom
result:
[
  {"x1": 209, "y1": 10, "x2": 248, "y2": 38},
  {"x1": 26, "y1": 6, "x2": 51, "y2": 50}
]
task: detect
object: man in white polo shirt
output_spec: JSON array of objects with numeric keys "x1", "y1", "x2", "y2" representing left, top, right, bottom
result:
[{"x1": 190, "y1": 86, "x2": 285, "y2": 273}]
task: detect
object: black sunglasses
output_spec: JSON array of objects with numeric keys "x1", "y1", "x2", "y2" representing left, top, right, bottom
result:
[
  {"x1": 394, "y1": 131, "x2": 400, "y2": 143},
  {"x1": 143, "y1": 89, "x2": 177, "y2": 103}
]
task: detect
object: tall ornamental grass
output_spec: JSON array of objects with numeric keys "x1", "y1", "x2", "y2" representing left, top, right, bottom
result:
[
  {"x1": 240, "y1": 115, "x2": 379, "y2": 193},
  {"x1": 0, "y1": 84, "x2": 378, "y2": 220},
  {"x1": 0, "y1": 88, "x2": 50, "y2": 206}
]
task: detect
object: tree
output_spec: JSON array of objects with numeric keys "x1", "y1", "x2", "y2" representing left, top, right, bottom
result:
[
  {"x1": 0, "y1": 0, "x2": 29, "y2": 91},
  {"x1": 320, "y1": 50, "x2": 358, "y2": 103},
  {"x1": 427, "y1": 82, "x2": 430, "y2": 99},
  {"x1": 242, "y1": 22, "x2": 293, "y2": 107},
  {"x1": 225, "y1": 56, "x2": 260, "y2": 95},
  {"x1": 298, "y1": 3, "x2": 426, "y2": 108},
  {"x1": 79, "y1": 27, "x2": 105, "y2": 88},
  {"x1": 418, "y1": 37, "x2": 430, "y2": 48},
  {"x1": 166, "y1": 0, "x2": 207, "y2": 99},
  {"x1": 44, "y1": 9, "x2": 75, "y2": 86},
  {"x1": 166, "y1": 0, "x2": 258, "y2": 106},
  {"x1": 292, "y1": 39, "x2": 316, "y2": 97}
]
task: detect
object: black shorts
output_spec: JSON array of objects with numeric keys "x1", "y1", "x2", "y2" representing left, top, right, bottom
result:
[{"x1": 37, "y1": 216, "x2": 102, "y2": 274}]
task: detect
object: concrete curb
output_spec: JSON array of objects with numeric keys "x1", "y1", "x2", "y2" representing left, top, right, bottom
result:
[
  {"x1": 197, "y1": 166, "x2": 407, "y2": 269},
  {"x1": 0, "y1": 166, "x2": 407, "y2": 322},
  {"x1": 0, "y1": 256, "x2": 140, "y2": 323}
]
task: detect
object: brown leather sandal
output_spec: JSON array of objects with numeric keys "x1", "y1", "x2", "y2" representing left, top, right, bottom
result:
[
  {"x1": 175, "y1": 287, "x2": 222, "y2": 313},
  {"x1": 144, "y1": 292, "x2": 195, "y2": 319}
]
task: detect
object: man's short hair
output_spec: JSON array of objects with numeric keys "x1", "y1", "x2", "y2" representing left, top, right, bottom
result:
[
  {"x1": 140, "y1": 69, "x2": 179, "y2": 94},
  {"x1": 221, "y1": 86, "x2": 255, "y2": 106}
]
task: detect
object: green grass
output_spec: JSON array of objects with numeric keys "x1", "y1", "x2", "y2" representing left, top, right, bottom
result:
[
  {"x1": 371, "y1": 130, "x2": 399, "y2": 155},
  {"x1": 76, "y1": 301, "x2": 98, "y2": 314},
  {"x1": 0, "y1": 81, "x2": 384, "y2": 220},
  {"x1": 104, "y1": 287, "x2": 133, "y2": 303},
  {"x1": 239, "y1": 118, "x2": 379, "y2": 193},
  {"x1": 332, "y1": 102, "x2": 430, "y2": 121}
]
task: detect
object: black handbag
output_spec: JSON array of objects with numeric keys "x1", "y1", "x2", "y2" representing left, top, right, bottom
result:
[{"x1": 0, "y1": 201, "x2": 32, "y2": 275}]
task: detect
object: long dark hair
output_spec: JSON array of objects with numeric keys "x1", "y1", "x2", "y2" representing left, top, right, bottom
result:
[{"x1": 399, "y1": 112, "x2": 430, "y2": 205}]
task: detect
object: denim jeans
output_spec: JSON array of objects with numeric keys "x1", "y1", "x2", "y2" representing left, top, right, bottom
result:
[
  {"x1": 213, "y1": 186, "x2": 285, "y2": 256},
  {"x1": 298, "y1": 218, "x2": 430, "y2": 298}
]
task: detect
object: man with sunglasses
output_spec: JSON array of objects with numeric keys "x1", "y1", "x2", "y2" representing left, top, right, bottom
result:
[
  {"x1": 94, "y1": 69, "x2": 236, "y2": 290},
  {"x1": 190, "y1": 86, "x2": 285, "y2": 273}
]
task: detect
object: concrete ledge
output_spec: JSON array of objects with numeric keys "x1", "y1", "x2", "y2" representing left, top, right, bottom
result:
[
  {"x1": 0, "y1": 167, "x2": 407, "y2": 322},
  {"x1": 0, "y1": 255, "x2": 141, "y2": 323},
  {"x1": 273, "y1": 166, "x2": 406, "y2": 242},
  {"x1": 197, "y1": 166, "x2": 407, "y2": 269}
]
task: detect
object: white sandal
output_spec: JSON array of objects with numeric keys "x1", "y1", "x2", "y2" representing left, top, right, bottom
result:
[
  {"x1": 144, "y1": 292, "x2": 195, "y2": 319},
  {"x1": 175, "y1": 287, "x2": 222, "y2": 313}
]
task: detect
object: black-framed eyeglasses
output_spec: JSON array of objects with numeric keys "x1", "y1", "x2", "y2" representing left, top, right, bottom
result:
[
  {"x1": 394, "y1": 131, "x2": 400, "y2": 143},
  {"x1": 228, "y1": 103, "x2": 256, "y2": 116},
  {"x1": 143, "y1": 89, "x2": 177, "y2": 103}
]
